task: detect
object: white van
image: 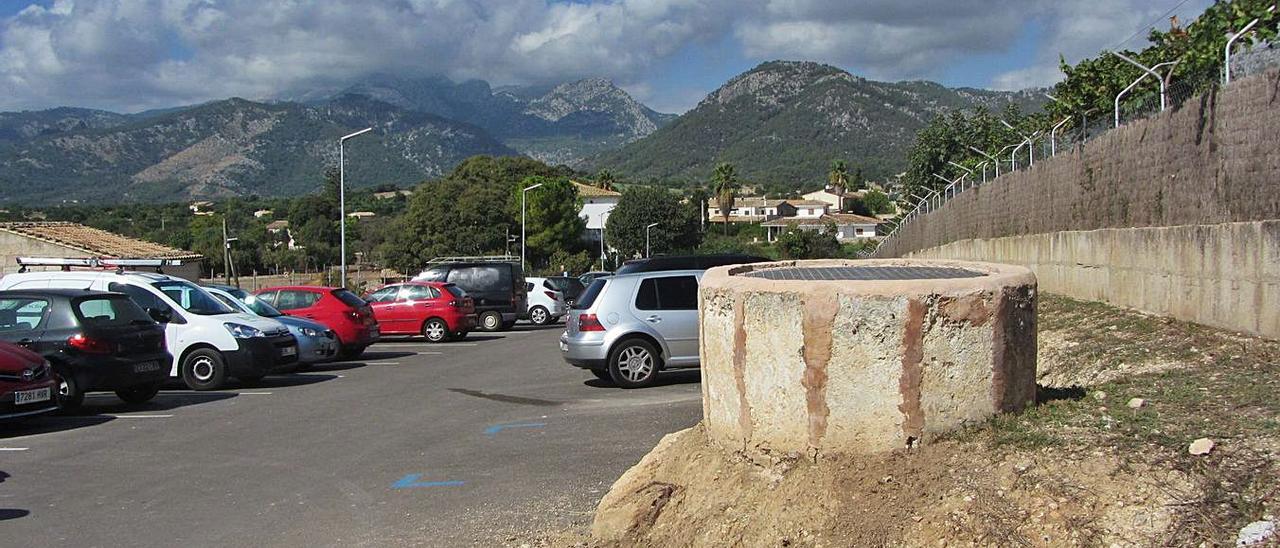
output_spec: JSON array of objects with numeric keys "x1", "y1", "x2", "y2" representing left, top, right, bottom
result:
[{"x1": 0, "y1": 271, "x2": 297, "y2": 390}]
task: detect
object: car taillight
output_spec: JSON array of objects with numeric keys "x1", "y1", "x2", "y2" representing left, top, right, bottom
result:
[
  {"x1": 578, "y1": 313, "x2": 605, "y2": 332},
  {"x1": 68, "y1": 333, "x2": 113, "y2": 354},
  {"x1": 544, "y1": 290, "x2": 556, "y2": 300},
  {"x1": 448, "y1": 299, "x2": 460, "y2": 307}
]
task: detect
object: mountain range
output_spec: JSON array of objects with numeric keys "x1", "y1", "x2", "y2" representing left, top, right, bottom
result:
[{"x1": 0, "y1": 62, "x2": 1040, "y2": 204}]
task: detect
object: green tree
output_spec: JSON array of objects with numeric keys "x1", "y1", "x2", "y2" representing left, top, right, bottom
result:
[
  {"x1": 605, "y1": 187, "x2": 702, "y2": 260},
  {"x1": 861, "y1": 190, "x2": 893, "y2": 215},
  {"x1": 510, "y1": 176, "x2": 586, "y2": 269},
  {"x1": 851, "y1": 166, "x2": 865, "y2": 191},
  {"x1": 828, "y1": 160, "x2": 849, "y2": 194},
  {"x1": 710, "y1": 162, "x2": 738, "y2": 234},
  {"x1": 776, "y1": 224, "x2": 841, "y2": 260},
  {"x1": 382, "y1": 179, "x2": 511, "y2": 273},
  {"x1": 594, "y1": 169, "x2": 617, "y2": 192}
]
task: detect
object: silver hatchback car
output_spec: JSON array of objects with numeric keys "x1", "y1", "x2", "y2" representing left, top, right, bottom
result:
[{"x1": 559, "y1": 269, "x2": 701, "y2": 388}]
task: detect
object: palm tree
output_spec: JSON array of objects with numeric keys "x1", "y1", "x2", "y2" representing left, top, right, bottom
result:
[
  {"x1": 711, "y1": 162, "x2": 737, "y2": 235},
  {"x1": 828, "y1": 160, "x2": 849, "y2": 195},
  {"x1": 594, "y1": 169, "x2": 617, "y2": 192}
]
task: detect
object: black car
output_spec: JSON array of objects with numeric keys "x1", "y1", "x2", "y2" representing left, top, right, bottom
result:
[
  {"x1": 614, "y1": 254, "x2": 770, "y2": 275},
  {"x1": 0, "y1": 289, "x2": 171, "y2": 410},
  {"x1": 543, "y1": 276, "x2": 586, "y2": 306},
  {"x1": 412, "y1": 261, "x2": 528, "y2": 331}
]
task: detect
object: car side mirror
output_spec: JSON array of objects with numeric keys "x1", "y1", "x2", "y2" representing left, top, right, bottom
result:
[{"x1": 147, "y1": 307, "x2": 172, "y2": 324}]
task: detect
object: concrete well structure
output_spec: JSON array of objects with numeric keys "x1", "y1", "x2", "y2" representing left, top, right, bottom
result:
[{"x1": 699, "y1": 259, "x2": 1037, "y2": 456}]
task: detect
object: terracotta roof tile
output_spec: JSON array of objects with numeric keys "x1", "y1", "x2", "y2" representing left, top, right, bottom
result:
[
  {"x1": 0, "y1": 222, "x2": 202, "y2": 260},
  {"x1": 572, "y1": 181, "x2": 621, "y2": 198}
]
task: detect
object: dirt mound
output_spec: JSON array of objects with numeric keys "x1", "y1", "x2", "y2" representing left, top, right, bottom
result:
[{"x1": 589, "y1": 424, "x2": 1193, "y2": 547}]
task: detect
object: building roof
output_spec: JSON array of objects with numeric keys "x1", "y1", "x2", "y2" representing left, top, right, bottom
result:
[
  {"x1": 761, "y1": 213, "x2": 884, "y2": 228},
  {"x1": 784, "y1": 199, "x2": 830, "y2": 207},
  {"x1": 266, "y1": 220, "x2": 290, "y2": 230},
  {"x1": 0, "y1": 222, "x2": 202, "y2": 260},
  {"x1": 572, "y1": 181, "x2": 621, "y2": 198}
]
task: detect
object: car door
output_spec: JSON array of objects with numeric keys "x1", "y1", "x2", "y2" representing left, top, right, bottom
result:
[
  {"x1": 0, "y1": 297, "x2": 51, "y2": 352},
  {"x1": 631, "y1": 274, "x2": 701, "y2": 366},
  {"x1": 365, "y1": 286, "x2": 402, "y2": 332},
  {"x1": 398, "y1": 284, "x2": 439, "y2": 332},
  {"x1": 276, "y1": 290, "x2": 321, "y2": 318}
]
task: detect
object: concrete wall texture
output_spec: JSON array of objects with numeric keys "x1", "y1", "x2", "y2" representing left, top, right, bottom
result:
[
  {"x1": 699, "y1": 260, "x2": 1037, "y2": 456},
  {"x1": 875, "y1": 70, "x2": 1280, "y2": 340}
]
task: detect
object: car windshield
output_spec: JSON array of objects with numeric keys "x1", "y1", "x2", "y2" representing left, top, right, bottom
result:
[
  {"x1": 153, "y1": 281, "x2": 235, "y2": 315},
  {"x1": 242, "y1": 295, "x2": 284, "y2": 318},
  {"x1": 572, "y1": 279, "x2": 607, "y2": 309}
]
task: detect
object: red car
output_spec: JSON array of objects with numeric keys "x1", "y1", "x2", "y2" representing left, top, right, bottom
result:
[
  {"x1": 255, "y1": 286, "x2": 380, "y2": 359},
  {"x1": 0, "y1": 340, "x2": 57, "y2": 420},
  {"x1": 364, "y1": 282, "x2": 476, "y2": 342}
]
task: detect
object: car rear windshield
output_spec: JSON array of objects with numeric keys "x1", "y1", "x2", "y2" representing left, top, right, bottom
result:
[
  {"x1": 572, "y1": 279, "x2": 607, "y2": 309},
  {"x1": 331, "y1": 289, "x2": 368, "y2": 308},
  {"x1": 443, "y1": 284, "x2": 466, "y2": 298},
  {"x1": 75, "y1": 296, "x2": 152, "y2": 326}
]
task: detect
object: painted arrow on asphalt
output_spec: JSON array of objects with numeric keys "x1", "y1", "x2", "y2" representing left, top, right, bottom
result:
[{"x1": 391, "y1": 474, "x2": 464, "y2": 489}]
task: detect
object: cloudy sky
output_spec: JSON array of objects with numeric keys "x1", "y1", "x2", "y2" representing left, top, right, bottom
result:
[{"x1": 0, "y1": 0, "x2": 1214, "y2": 114}]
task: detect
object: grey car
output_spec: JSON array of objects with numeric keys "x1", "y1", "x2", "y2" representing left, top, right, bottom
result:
[
  {"x1": 203, "y1": 286, "x2": 339, "y2": 368},
  {"x1": 559, "y1": 269, "x2": 701, "y2": 388}
]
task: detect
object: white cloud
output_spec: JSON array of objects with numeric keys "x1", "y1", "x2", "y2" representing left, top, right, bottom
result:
[{"x1": 0, "y1": 0, "x2": 1227, "y2": 110}]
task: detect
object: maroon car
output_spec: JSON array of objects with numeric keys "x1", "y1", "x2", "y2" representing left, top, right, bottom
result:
[{"x1": 0, "y1": 340, "x2": 57, "y2": 420}]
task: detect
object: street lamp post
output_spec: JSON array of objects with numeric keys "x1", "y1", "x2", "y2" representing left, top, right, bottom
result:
[
  {"x1": 645, "y1": 222, "x2": 659, "y2": 258},
  {"x1": 338, "y1": 127, "x2": 373, "y2": 288},
  {"x1": 521, "y1": 182, "x2": 544, "y2": 270}
]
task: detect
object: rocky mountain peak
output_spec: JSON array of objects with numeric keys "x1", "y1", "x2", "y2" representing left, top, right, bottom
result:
[{"x1": 702, "y1": 60, "x2": 853, "y2": 108}]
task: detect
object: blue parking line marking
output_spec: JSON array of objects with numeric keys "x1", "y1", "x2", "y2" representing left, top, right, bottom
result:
[
  {"x1": 392, "y1": 474, "x2": 464, "y2": 489},
  {"x1": 483, "y1": 422, "x2": 547, "y2": 436}
]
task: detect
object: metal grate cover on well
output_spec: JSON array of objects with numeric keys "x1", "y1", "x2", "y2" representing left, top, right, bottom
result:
[{"x1": 741, "y1": 266, "x2": 985, "y2": 281}]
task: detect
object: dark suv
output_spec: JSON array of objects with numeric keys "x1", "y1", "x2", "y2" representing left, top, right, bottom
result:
[
  {"x1": 0, "y1": 289, "x2": 170, "y2": 409},
  {"x1": 413, "y1": 262, "x2": 527, "y2": 331},
  {"x1": 614, "y1": 254, "x2": 769, "y2": 275}
]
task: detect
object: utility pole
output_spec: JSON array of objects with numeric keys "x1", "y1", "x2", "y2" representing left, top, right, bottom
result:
[{"x1": 222, "y1": 217, "x2": 231, "y2": 285}]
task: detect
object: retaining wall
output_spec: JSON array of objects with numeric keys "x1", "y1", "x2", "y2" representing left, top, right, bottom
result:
[{"x1": 876, "y1": 70, "x2": 1280, "y2": 339}]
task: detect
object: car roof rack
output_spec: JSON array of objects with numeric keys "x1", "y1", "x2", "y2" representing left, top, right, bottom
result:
[
  {"x1": 15, "y1": 257, "x2": 183, "y2": 275},
  {"x1": 423, "y1": 255, "x2": 519, "y2": 264}
]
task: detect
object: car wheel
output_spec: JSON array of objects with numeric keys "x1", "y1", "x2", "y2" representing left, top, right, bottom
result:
[
  {"x1": 115, "y1": 382, "x2": 162, "y2": 404},
  {"x1": 590, "y1": 369, "x2": 612, "y2": 382},
  {"x1": 338, "y1": 345, "x2": 366, "y2": 360},
  {"x1": 53, "y1": 368, "x2": 84, "y2": 411},
  {"x1": 422, "y1": 318, "x2": 449, "y2": 343},
  {"x1": 529, "y1": 306, "x2": 550, "y2": 325},
  {"x1": 181, "y1": 348, "x2": 228, "y2": 391},
  {"x1": 607, "y1": 339, "x2": 661, "y2": 389},
  {"x1": 478, "y1": 311, "x2": 502, "y2": 332}
]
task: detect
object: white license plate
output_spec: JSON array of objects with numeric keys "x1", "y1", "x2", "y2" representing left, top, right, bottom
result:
[
  {"x1": 281, "y1": 345, "x2": 297, "y2": 357},
  {"x1": 14, "y1": 387, "x2": 51, "y2": 405},
  {"x1": 133, "y1": 361, "x2": 162, "y2": 373}
]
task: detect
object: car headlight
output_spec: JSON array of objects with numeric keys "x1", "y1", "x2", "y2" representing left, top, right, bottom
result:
[
  {"x1": 300, "y1": 327, "x2": 320, "y2": 337},
  {"x1": 224, "y1": 323, "x2": 265, "y2": 339}
]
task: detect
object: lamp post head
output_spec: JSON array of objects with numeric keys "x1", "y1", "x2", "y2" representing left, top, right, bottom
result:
[
  {"x1": 341, "y1": 127, "x2": 374, "y2": 142},
  {"x1": 646, "y1": 222, "x2": 659, "y2": 229},
  {"x1": 523, "y1": 183, "x2": 544, "y2": 192}
]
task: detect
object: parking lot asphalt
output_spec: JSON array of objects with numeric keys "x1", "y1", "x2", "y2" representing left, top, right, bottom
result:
[{"x1": 0, "y1": 325, "x2": 703, "y2": 547}]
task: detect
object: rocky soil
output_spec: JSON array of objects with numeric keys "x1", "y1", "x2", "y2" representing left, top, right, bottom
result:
[{"x1": 516, "y1": 294, "x2": 1280, "y2": 547}]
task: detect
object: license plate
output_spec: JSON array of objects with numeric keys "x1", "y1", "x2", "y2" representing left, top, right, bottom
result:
[
  {"x1": 133, "y1": 361, "x2": 162, "y2": 373},
  {"x1": 281, "y1": 345, "x2": 297, "y2": 357},
  {"x1": 14, "y1": 387, "x2": 51, "y2": 405}
]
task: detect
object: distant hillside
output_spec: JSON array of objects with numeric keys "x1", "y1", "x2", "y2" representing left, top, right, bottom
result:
[
  {"x1": 0, "y1": 96, "x2": 515, "y2": 204},
  {"x1": 334, "y1": 75, "x2": 675, "y2": 165},
  {"x1": 591, "y1": 61, "x2": 1044, "y2": 184}
]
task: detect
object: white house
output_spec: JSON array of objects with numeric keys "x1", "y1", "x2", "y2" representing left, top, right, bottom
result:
[
  {"x1": 573, "y1": 181, "x2": 621, "y2": 240},
  {"x1": 706, "y1": 197, "x2": 795, "y2": 223},
  {"x1": 761, "y1": 213, "x2": 883, "y2": 242},
  {"x1": 785, "y1": 199, "x2": 829, "y2": 219}
]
